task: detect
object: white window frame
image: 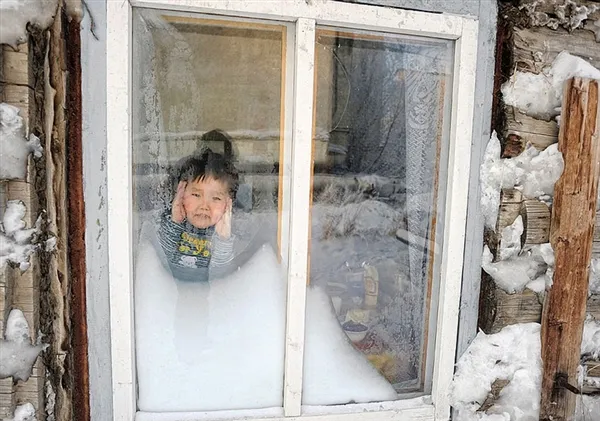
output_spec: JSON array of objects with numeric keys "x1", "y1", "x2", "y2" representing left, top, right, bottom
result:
[{"x1": 106, "y1": 1, "x2": 478, "y2": 420}]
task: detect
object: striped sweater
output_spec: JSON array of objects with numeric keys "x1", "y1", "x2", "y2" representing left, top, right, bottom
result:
[{"x1": 158, "y1": 210, "x2": 234, "y2": 282}]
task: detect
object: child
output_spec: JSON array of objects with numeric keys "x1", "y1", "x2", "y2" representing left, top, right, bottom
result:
[{"x1": 158, "y1": 141, "x2": 239, "y2": 282}]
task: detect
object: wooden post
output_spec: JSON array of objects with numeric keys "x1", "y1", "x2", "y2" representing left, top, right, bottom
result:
[{"x1": 540, "y1": 77, "x2": 600, "y2": 420}]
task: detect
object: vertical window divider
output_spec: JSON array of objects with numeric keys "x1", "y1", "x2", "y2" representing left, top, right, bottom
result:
[
  {"x1": 107, "y1": 0, "x2": 136, "y2": 420},
  {"x1": 431, "y1": 18, "x2": 478, "y2": 421},
  {"x1": 283, "y1": 17, "x2": 317, "y2": 418}
]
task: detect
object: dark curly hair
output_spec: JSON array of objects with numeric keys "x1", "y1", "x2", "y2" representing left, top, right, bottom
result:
[{"x1": 174, "y1": 129, "x2": 239, "y2": 198}]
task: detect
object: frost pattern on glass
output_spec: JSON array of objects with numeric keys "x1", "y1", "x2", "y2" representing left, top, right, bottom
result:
[
  {"x1": 132, "y1": 9, "x2": 454, "y2": 412},
  {"x1": 132, "y1": 9, "x2": 288, "y2": 411},
  {"x1": 308, "y1": 30, "x2": 453, "y2": 395}
]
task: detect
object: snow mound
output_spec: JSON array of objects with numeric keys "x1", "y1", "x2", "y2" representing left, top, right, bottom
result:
[
  {"x1": 0, "y1": 103, "x2": 43, "y2": 180},
  {"x1": 0, "y1": 309, "x2": 46, "y2": 381},
  {"x1": 498, "y1": 216, "x2": 523, "y2": 261},
  {"x1": 575, "y1": 395, "x2": 600, "y2": 421},
  {"x1": 480, "y1": 132, "x2": 504, "y2": 229},
  {"x1": 480, "y1": 132, "x2": 563, "y2": 230},
  {"x1": 0, "y1": 200, "x2": 41, "y2": 271},
  {"x1": 502, "y1": 51, "x2": 600, "y2": 120},
  {"x1": 581, "y1": 316, "x2": 600, "y2": 359},
  {"x1": 482, "y1": 243, "x2": 553, "y2": 294},
  {"x1": 3, "y1": 402, "x2": 37, "y2": 421},
  {"x1": 590, "y1": 258, "x2": 600, "y2": 295},
  {"x1": 450, "y1": 323, "x2": 542, "y2": 421},
  {"x1": 135, "y1": 226, "x2": 396, "y2": 412},
  {"x1": 0, "y1": 0, "x2": 58, "y2": 46}
]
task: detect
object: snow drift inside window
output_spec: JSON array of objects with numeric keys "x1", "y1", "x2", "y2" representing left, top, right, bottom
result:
[{"x1": 131, "y1": 8, "x2": 454, "y2": 413}]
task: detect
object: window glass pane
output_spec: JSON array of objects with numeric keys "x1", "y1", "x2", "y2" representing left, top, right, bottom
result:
[
  {"x1": 131, "y1": 9, "x2": 288, "y2": 412},
  {"x1": 305, "y1": 28, "x2": 453, "y2": 404}
]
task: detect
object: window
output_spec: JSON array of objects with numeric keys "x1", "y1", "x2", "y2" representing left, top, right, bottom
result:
[{"x1": 106, "y1": 1, "x2": 478, "y2": 420}]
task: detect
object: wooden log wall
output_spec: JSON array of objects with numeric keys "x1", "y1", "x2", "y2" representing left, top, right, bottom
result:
[
  {"x1": 483, "y1": 1, "x2": 600, "y2": 329},
  {"x1": 0, "y1": 2, "x2": 81, "y2": 420},
  {"x1": 479, "y1": 1, "x2": 600, "y2": 415},
  {"x1": 0, "y1": 43, "x2": 46, "y2": 420}
]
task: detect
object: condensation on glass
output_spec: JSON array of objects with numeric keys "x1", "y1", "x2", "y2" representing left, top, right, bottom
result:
[
  {"x1": 131, "y1": 9, "x2": 289, "y2": 412},
  {"x1": 307, "y1": 28, "x2": 454, "y2": 397},
  {"x1": 129, "y1": 7, "x2": 455, "y2": 413}
]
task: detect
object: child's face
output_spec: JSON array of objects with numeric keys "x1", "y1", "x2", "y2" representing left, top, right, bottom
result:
[{"x1": 182, "y1": 177, "x2": 229, "y2": 229}]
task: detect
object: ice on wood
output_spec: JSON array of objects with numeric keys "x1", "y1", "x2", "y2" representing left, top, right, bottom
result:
[
  {"x1": 0, "y1": 103, "x2": 43, "y2": 180},
  {"x1": 480, "y1": 132, "x2": 504, "y2": 229},
  {"x1": 0, "y1": 200, "x2": 41, "y2": 271},
  {"x1": 575, "y1": 395, "x2": 600, "y2": 421},
  {"x1": 480, "y1": 133, "x2": 563, "y2": 230},
  {"x1": 517, "y1": 144, "x2": 563, "y2": 199},
  {"x1": 482, "y1": 242, "x2": 554, "y2": 294},
  {"x1": 590, "y1": 258, "x2": 600, "y2": 295},
  {"x1": 134, "y1": 226, "x2": 396, "y2": 412},
  {"x1": 450, "y1": 323, "x2": 542, "y2": 421},
  {"x1": 0, "y1": 309, "x2": 45, "y2": 382},
  {"x1": 3, "y1": 403, "x2": 37, "y2": 421},
  {"x1": 581, "y1": 316, "x2": 600, "y2": 360},
  {"x1": 498, "y1": 216, "x2": 524, "y2": 261},
  {"x1": 502, "y1": 51, "x2": 600, "y2": 120},
  {"x1": 0, "y1": 0, "x2": 58, "y2": 46}
]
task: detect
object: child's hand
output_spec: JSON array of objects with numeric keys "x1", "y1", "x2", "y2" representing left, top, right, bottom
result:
[
  {"x1": 215, "y1": 198, "x2": 232, "y2": 239},
  {"x1": 171, "y1": 181, "x2": 187, "y2": 223}
]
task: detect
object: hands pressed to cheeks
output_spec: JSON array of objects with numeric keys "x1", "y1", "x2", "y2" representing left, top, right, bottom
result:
[{"x1": 171, "y1": 179, "x2": 232, "y2": 239}]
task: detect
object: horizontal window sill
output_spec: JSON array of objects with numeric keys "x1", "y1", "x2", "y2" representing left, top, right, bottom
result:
[{"x1": 136, "y1": 396, "x2": 435, "y2": 421}]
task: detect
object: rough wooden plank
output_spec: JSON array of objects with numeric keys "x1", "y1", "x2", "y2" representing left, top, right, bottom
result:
[
  {"x1": 492, "y1": 288, "x2": 543, "y2": 333},
  {"x1": 42, "y1": 8, "x2": 72, "y2": 421},
  {"x1": 540, "y1": 78, "x2": 600, "y2": 421},
  {"x1": 1, "y1": 47, "x2": 28, "y2": 85},
  {"x1": 0, "y1": 377, "x2": 16, "y2": 419},
  {"x1": 14, "y1": 371, "x2": 44, "y2": 410},
  {"x1": 514, "y1": 27, "x2": 600, "y2": 74},
  {"x1": 584, "y1": 360, "x2": 600, "y2": 378},
  {"x1": 506, "y1": 106, "x2": 558, "y2": 150},
  {"x1": 1, "y1": 45, "x2": 29, "y2": 122},
  {"x1": 521, "y1": 199, "x2": 551, "y2": 246},
  {"x1": 478, "y1": 273, "x2": 543, "y2": 335},
  {"x1": 1, "y1": 40, "x2": 39, "y2": 421},
  {"x1": 497, "y1": 189, "x2": 524, "y2": 233}
]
